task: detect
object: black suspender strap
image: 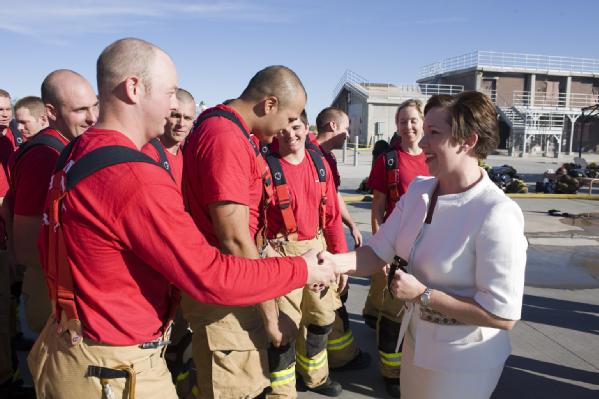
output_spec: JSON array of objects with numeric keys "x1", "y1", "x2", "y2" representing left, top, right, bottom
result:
[
  {"x1": 149, "y1": 138, "x2": 172, "y2": 174},
  {"x1": 64, "y1": 146, "x2": 168, "y2": 190},
  {"x1": 265, "y1": 154, "x2": 287, "y2": 188},
  {"x1": 54, "y1": 136, "x2": 79, "y2": 173},
  {"x1": 305, "y1": 139, "x2": 322, "y2": 155},
  {"x1": 265, "y1": 149, "x2": 330, "y2": 236},
  {"x1": 264, "y1": 153, "x2": 297, "y2": 237},
  {"x1": 305, "y1": 149, "x2": 328, "y2": 228},
  {"x1": 9, "y1": 119, "x2": 24, "y2": 147},
  {"x1": 194, "y1": 109, "x2": 260, "y2": 156},
  {"x1": 259, "y1": 142, "x2": 271, "y2": 157},
  {"x1": 384, "y1": 149, "x2": 400, "y2": 203},
  {"x1": 384, "y1": 149, "x2": 398, "y2": 171},
  {"x1": 13, "y1": 132, "x2": 66, "y2": 166},
  {"x1": 306, "y1": 149, "x2": 327, "y2": 183}
]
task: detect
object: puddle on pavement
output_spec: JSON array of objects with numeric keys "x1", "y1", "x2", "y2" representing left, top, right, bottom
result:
[
  {"x1": 559, "y1": 213, "x2": 599, "y2": 236},
  {"x1": 556, "y1": 213, "x2": 599, "y2": 282}
]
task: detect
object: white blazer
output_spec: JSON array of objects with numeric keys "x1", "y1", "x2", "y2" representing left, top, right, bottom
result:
[{"x1": 368, "y1": 171, "x2": 527, "y2": 372}]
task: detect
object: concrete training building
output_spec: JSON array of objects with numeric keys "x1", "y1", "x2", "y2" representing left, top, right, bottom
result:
[{"x1": 332, "y1": 51, "x2": 599, "y2": 157}]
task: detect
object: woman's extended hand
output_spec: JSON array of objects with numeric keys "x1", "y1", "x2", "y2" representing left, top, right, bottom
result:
[{"x1": 390, "y1": 269, "x2": 427, "y2": 301}]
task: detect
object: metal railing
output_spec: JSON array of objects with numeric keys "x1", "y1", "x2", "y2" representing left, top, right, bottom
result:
[
  {"x1": 332, "y1": 69, "x2": 463, "y2": 101},
  {"x1": 522, "y1": 113, "x2": 565, "y2": 131},
  {"x1": 332, "y1": 69, "x2": 369, "y2": 99},
  {"x1": 512, "y1": 90, "x2": 599, "y2": 108},
  {"x1": 369, "y1": 83, "x2": 463, "y2": 100},
  {"x1": 419, "y1": 51, "x2": 599, "y2": 78},
  {"x1": 497, "y1": 106, "x2": 526, "y2": 127}
]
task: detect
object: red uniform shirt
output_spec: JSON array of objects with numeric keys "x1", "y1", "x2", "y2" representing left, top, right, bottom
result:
[
  {"x1": 183, "y1": 105, "x2": 263, "y2": 246},
  {"x1": 0, "y1": 166, "x2": 9, "y2": 248},
  {"x1": 38, "y1": 128, "x2": 308, "y2": 345},
  {"x1": 0, "y1": 165, "x2": 9, "y2": 201},
  {"x1": 265, "y1": 151, "x2": 348, "y2": 254},
  {"x1": 141, "y1": 141, "x2": 184, "y2": 189},
  {"x1": 0, "y1": 127, "x2": 20, "y2": 173},
  {"x1": 9, "y1": 128, "x2": 69, "y2": 216},
  {"x1": 367, "y1": 144, "x2": 429, "y2": 218},
  {"x1": 0, "y1": 127, "x2": 17, "y2": 248},
  {"x1": 308, "y1": 134, "x2": 341, "y2": 190}
]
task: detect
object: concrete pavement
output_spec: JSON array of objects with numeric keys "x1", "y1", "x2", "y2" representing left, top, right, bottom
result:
[{"x1": 298, "y1": 153, "x2": 599, "y2": 398}]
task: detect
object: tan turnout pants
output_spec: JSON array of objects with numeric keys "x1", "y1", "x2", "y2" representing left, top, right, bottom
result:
[
  {"x1": 362, "y1": 269, "x2": 386, "y2": 320},
  {"x1": 267, "y1": 234, "x2": 341, "y2": 397},
  {"x1": 28, "y1": 318, "x2": 177, "y2": 399},
  {"x1": 364, "y1": 269, "x2": 405, "y2": 378},
  {"x1": 180, "y1": 296, "x2": 270, "y2": 399},
  {"x1": 326, "y1": 296, "x2": 360, "y2": 368}
]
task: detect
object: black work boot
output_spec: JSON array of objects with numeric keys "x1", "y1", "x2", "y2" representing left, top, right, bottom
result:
[
  {"x1": 330, "y1": 350, "x2": 372, "y2": 371},
  {"x1": 297, "y1": 375, "x2": 343, "y2": 397},
  {"x1": 383, "y1": 377, "x2": 400, "y2": 397}
]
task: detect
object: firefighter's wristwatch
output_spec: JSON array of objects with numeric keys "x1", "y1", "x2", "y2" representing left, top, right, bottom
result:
[{"x1": 419, "y1": 287, "x2": 432, "y2": 307}]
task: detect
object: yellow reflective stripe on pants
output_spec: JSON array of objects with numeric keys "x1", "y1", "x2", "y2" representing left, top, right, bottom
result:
[
  {"x1": 270, "y1": 364, "x2": 296, "y2": 388},
  {"x1": 176, "y1": 371, "x2": 189, "y2": 383},
  {"x1": 379, "y1": 351, "x2": 402, "y2": 367},
  {"x1": 191, "y1": 385, "x2": 200, "y2": 398},
  {"x1": 327, "y1": 330, "x2": 354, "y2": 351},
  {"x1": 296, "y1": 351, "x2": 328, "y2": 371}
]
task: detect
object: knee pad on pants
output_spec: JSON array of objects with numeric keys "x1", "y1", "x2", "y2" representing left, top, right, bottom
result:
[
  {"x1": 268, "y1": 342, "x2": 296, "y2": 372},
  {"x1": 378, "y1": 316, "x2": 402, "y2": 354},
  {"x1": 306, "y1": 324, "x2": 332, "y2": 358}
]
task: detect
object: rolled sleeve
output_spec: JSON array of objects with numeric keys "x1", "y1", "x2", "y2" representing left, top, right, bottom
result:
[
  {"x1": 474, "y1": 200, "x2": 527, "y2": 320},
  {"x1": 366, "y1": 195, "x2": 405, "y2": 264}
]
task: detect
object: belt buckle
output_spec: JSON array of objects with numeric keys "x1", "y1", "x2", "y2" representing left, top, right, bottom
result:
[{"x1": 139, "y1": 336, "x2": 170, "y2": 350}]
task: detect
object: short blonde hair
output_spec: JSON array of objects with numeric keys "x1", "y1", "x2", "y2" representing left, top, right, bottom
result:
[
  {"x1": 395, "y1": 99, "x2": 424, "y2": 124},
  {"x1": 15, "y1": 96, "x2": 45, "y2": 119}
]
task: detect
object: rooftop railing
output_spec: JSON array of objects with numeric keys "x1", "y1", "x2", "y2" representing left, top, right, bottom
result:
[
  {"x1": 419, "y1": 51, "x2": 599, "y2": 79},
  {"x1": 332, "y1": 70, "x2": 464, "y2": 101},
  {"x1": 512, "y1": 90, "x2": 599, "y2": 109},
  {"x1": 332, "y1": 69, "x2": 369, "y2": 99},
  {"x1": 368, "y1": 83, "x2": 463, "y2": 100}
]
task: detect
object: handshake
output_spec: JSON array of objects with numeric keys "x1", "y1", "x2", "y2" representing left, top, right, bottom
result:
[{"x1": 300, "y1": 249, "x2": 351, "y2": 292}]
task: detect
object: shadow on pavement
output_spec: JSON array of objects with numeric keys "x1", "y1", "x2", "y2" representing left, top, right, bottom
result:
[
  {"x1": 348, "y1": 276, "x2": 371, "y2": 287},
  {"x1": 522, "y1": 294, "x2": 599, "y2": 336},
  {"x1": 492, "y1": 355, "x2": 599, "y2": 398},
  {"x1": 346, "y1": 202, "x2": 372, "y2": 210}
]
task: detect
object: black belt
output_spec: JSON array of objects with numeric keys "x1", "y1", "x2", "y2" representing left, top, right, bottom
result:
[{"x1": 87, "y1": 365, "x2": 128, "y2": 379}]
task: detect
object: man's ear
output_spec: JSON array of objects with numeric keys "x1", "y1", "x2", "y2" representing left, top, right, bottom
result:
[
  {"x1": 39, "y1": 114, "x2": 49, "y2": 125},
  {"x1": 123, "y1": 76, "x2": 142, "y2": 103},
  {"x1": 329, "y1": 120, "x2": 337, "y2": 132},
  {"x1": 45, "y1": 103, "x2": 57, "y2": 123},
  {"x1": 263, "y1": 96, "x2": 279, "y2": 115}
]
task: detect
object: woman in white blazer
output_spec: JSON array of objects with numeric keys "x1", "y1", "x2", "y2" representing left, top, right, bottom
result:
[{"x1": 332, "y1": 91, "x2": 527, "y2": 399}]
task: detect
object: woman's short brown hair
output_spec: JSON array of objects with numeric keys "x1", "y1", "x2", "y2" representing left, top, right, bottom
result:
[{"x1": 424, "y1": 92, "x2": 499, "y2": 159}]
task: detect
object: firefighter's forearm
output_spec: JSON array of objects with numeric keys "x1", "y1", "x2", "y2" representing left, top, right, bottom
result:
[
  {"x1": 371, "y1": 190, "x2": 387, "y2": 234},
  {"x1": 258, "y1": 299, "x2": 279, "y2": 326},
  {"x1": 337, "y1": 192, "x2": 355, "y2": 229}
]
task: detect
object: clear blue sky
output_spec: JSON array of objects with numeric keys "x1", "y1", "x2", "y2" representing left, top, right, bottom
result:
[{"x1": 2, "y1": 0, "x2": 597, "y2": 120}]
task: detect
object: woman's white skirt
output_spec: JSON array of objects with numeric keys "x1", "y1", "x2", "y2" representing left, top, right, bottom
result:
[{"x1": 400, "y1": 332, "x2": 504, "y2": 399}]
